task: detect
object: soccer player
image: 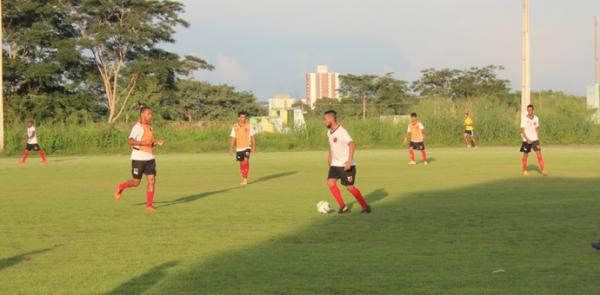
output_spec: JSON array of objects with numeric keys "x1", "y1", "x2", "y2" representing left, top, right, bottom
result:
[
  {"x1": 463, "y1": 111, "x2": 477, "y2": 148},
  {"x1": 229, "y1": 111, "x2": 256, "y2": 185},
  {"x1": 520, "y1": 104, "x2": 547, "y2": 176},
  {"x1": 403, "y1": 112, "x2": 428, "y2": 165},
  {"x1": 114, "y1": 106, "x2": 165, "y2": 212},
  {"x1": 19, "y1": 120, "x2": 48, "y2": 164},
  {"x1": 324, "y1": 110, "x2": 371, "y2": 214}
]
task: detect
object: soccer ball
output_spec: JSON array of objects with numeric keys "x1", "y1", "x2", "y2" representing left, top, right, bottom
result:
[{"x1": 316, "y1": 201, "x2": 332, "y2": 214}]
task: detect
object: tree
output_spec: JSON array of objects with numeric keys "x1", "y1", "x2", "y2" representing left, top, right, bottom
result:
[
  {"x1": 339, "y1": 74, "x2": 379, "y2": 119},
  {"x1": 63, "y1": 0, "x2": 213, "y2": 123}
]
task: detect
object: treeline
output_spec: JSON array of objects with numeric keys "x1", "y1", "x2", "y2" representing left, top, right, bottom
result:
[{"x1": 3, "y1": 0, "x2": 263, "y2": 125}]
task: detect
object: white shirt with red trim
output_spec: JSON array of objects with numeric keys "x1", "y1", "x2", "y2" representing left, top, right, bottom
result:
[{"x1": 328, "y1": 126, "x2": 356, "y2": 167}]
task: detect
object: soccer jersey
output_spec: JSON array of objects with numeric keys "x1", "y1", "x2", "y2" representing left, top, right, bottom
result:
[
  {"x1": 520, "y1": 115, "x2": 539, "y2": 142},
  {"x1": 230, "y1": 123, "x2": 254, "y2": 151},
  {"x1": 129, "y1": 122, "x2": 155, "y2": 161},
  {"x1": 407, "y1": 122, "x2": 425, "y2": 142},
  {"x1": 464, "y1": 117, "x2": 474, "y2": 131},
  {"x1": 27, "y1": 126, "x2": 38, "y2": 144},
  {"x1": 328, "y1": 126, "x2": 355, "y2": 167}
]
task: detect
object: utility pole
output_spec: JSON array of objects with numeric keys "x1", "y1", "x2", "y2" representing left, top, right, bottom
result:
[
  {"x1": 0, "y1": 0, "x2": 4, "y2": 151},
  {"x1": 595, "y1": 16, "x2": 599, "y2": 85},
  {"x1": 521, "y1": 0, "x2": 531, "y2": 115}
]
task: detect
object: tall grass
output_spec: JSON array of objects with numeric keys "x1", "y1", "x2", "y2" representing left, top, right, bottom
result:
[{"x1": 2, "y1": 96, "x2": 596, "y2": 156}]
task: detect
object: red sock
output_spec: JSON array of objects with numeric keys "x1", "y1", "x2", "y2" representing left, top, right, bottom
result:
[
  {"x1": 349, "y1": 186, "x2": 369, "y2": 209},
  {"x1": 521, "y1": 155, "x2": 528, "y2": 171},
  {"x1": 408, "y1": 149, "x2": 415, "y2": 161},
  {"x1": 421, "y1": 150, "x2": 427, "y2": 162},
  {"x1": 240, "y1": 162, "x2": 249, "y2": 179},
  {"x1": 244, "y1": 161, "x2": 250, "y2": 178},
  {"x1": 21, "y1": 150, "x2": 29, "y2": 162},
  {"x1": 118, "y1": 182, "x2": 129, "y2": 193},
  {"x1": 536, "y1": 153, "x2": 545, "y2": 171},
  {"x1": 146, "y1": 191, "x2": 154, "y2": 208},
  {"x1": 38, "y1": 151, "x2": 47, "y2": 161},
  {"x1": 328, "y1": 184, "x2": 345, "y2": 207}
]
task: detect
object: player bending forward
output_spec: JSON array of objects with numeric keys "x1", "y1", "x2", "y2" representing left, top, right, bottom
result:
[
  {"x1": 520, "y1": 104, "x2": 547, "y2": 176},
  {"x1": 19, "y1": 120, "x2": 48, "y2": 164},
  {"x1": 403, "y1": 113, "x2": 428, "y2": 165},
  {"x1": 229, "y1": 111, "x2": 256, "y2": 185},
  {"x1": 324, "y1": 110, "x2": 371, "y2": 214},
  {"x1": 114, "y1": 106, "x2": 165, "y2": 212}
]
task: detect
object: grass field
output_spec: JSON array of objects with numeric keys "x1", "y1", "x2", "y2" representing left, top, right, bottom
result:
[{"x1": 1, "y1": 147, "x2": 600, "y2": 294}]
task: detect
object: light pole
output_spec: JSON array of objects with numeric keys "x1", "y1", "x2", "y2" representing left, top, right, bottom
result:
[
  {"x1": 521, "y1": 0, "x2": 531, "y2": 116},
  {"x1": 0, "y1": 0, "x2": 4, "y2": 151}
]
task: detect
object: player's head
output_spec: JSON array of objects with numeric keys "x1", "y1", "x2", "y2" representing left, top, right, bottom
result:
[
  {"x1": 238, "y1": 111, "x2": 249, "y2": 124},
  {"x1": 26, "y1": 120, "x2": 33, "y2": 128},
  {"x1": 323, "y1": 110, "x2": 337, "y2": 129},
  {"x1": 410, "y1": 112, "x2": 418, "y2": 123},
  {"x1": 465, "y1": 111, "x2": 470, "y2": 117},
  {"x1": 527, "y1": 104, "x2": 534, "y2": 116},
  {"x1": 140, "y1": 106, "x2": 152, "y2": 123}
]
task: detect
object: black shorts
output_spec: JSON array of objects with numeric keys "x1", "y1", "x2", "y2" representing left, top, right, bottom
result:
[
  {"x1": 132, "y1": 159, "x2": 156, "y2": 180},
  {"x1": 25, "y1": 144, "x2": 40, "y2": 151},
  {"x1": 236, "y1": 149, "x2": 251, "y2": 161},
  {"x1": 328, "y1": 166, "x2": 356, "y2": 186},
  {"x1": 520, "y1": 141, "x2": 541, "y2": 153},
  {"x1": 409, "y1": 141, "x2": 426, "y2": 151},
  {"x1": 464, "y1": 130, "x2": 474, "y2": 136}
]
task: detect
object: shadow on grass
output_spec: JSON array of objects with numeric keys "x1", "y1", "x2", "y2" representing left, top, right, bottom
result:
[
  {"x1": 139, "y1": 171, "x2": 298, "y2": 208},
  {"x1": 0, "y1": 246, "x2": 58, "y2": 272},
  {"x1": 104, "y1": 261, "x2": 178, "y2": 295},
  {"x1": 147, "y1": 177, "x2": 600, "y2": 294}
]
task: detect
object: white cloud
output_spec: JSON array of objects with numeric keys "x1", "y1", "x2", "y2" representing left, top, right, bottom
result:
[{"x1": 196, "y1": 53, "x2": 250, "y2": 86}]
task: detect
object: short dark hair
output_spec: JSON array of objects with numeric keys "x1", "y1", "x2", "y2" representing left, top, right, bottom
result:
[
  {"x1": 324, "y1": 110, "x2": 337, "y2": 117},
  {"x1": 140, "y1": 106, "x2": 151, "y2": 114},
  {"x1": 527, "y1": 104, "x2": 534, "y2": 109},
  {"x1": 238, "y1": 111, "x2": 249, "y2": 117},
  {"x1": 411, "y1": 112, "x2": 418, "y2": 117}
]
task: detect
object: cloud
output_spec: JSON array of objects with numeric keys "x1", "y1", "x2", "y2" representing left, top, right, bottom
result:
[{"x1": 196, "y1": 53, "x2": 250, "y2": 87}]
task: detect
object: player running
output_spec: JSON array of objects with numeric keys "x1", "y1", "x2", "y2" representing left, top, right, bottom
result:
[
  {"x1": 19, "y1": 120, "x2": 48, "y2": 164},
  {"x1": 229, "y1": 111, "x2": 256, "y2": 185},
  {"x1": 114, "y1": 106, "x2": 165, "y2": 212},
  {"x1": 324, "y1": 110, "x2": 371, "y2": 214},
  {"x1": 463, "y1": 111, "x2": 477, "y2": 148},
  {"x1": 403, "y1": 113, "x2": 428, "y2": 165},
  {"x1": 520, "y1": 104, "x2": 547, "y2": 176}
]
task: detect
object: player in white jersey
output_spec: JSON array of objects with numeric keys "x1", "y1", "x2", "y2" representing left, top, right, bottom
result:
[
  {"x1": 324, "y1": 110, "x2": 371, "y2": 214},
  {"x1": 19, "y1": 120, "x2": 47, "y2": 164},
  {"x1": 520, "y1": 104, "x2": 547, "y2": 176}
]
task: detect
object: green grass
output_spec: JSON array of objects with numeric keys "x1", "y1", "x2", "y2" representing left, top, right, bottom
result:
[{"x1": 1, "y1": 147, "x2": 600, "y2": 294}]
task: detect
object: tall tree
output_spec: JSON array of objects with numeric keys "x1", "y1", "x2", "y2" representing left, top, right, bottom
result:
[
  {"x1": 339, "y1": 74, "x2": 378, "y2": 119},
  {"x1": 63, "y1": 0, "x2": 212, "y2": 123}
]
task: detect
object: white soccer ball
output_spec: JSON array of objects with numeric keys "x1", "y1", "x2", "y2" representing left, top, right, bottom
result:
[{"x1": 316, "y1": 201, "x2": 332, "y2": 214}]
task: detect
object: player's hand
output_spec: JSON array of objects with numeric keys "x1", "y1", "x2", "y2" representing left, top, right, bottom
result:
[
  {"x1": 344, "y1": 161, "x2": 352, "y2": 171},
  {"x1": 403, "y1": 138, "x2": 408, "y2": 145},
  {"x1": 527, "y1": 140, "x2": 532, "y2": 144},
  {"x1": 229, "y1": 150, "x2": 234, "y2": 156},
  {"x1": 155, "y1": 140, "x2": 165, "y2": 147}
]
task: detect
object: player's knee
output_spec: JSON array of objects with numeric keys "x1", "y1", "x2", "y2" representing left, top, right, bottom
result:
[
  {"x1": 131, "y1": 179, "x2": 141, "y2": 187},
  {"x1": 345, "y1": 185, "x2": 355, "y2": 191},
  {"x1": 147, "y1": 176, "x2": 156, "y2": 185},
  {"x1": 327, "y1": 179, "x2": 337, "y2": 187}
]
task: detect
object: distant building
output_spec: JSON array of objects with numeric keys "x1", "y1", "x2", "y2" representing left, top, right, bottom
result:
[
  {"x1": 305, "y1": 64, "x2": 340, "y2": 109},
  {"x1": 251, "y1": 93, "x2": 305, "y2": 133}
]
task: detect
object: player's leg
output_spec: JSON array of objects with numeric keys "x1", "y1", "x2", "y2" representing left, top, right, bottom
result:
[
  {"x1": 327, "y1": 178, "x2": 348, "y2": 213},
  {"x1": 464, "y1": 133, "x2": 469, "y2": 147},
  {"x1": 114, "y1": 160, "x2": 143, "y2": 200},
  {"x1": 421, "y1": 148, "x2": 428, "y2": 165},
  {"x1": 535, "y1": 149, "x2": 547, "y2": 176},
  {"x1": 145, "y1": 174, "x2": 156, "y2": 211},
  {"x1": 20, "y1": 145, "x2": 31, "y2": 164},
  {"x1": 408, "y1": 145, "x2": 416, "y2": 165},
  {"x1": 470, "y1": 134, "x2": 478, "y2": 147},
  {"x1": 521, "y1": 153, "x2": 529, "y2": 176},
  {"x1": 34, "y1": 145, "x2": 47, "y2": 163},
  {"x1": 340, "y1": 167, "x2": 370, "y2": 213}
]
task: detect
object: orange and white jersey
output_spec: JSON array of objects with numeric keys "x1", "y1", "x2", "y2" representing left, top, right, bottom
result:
[
  {"x1": 407, "y1": 122, "x2": 425, "y2": 142},
  {"x1": 521, "y1": 115, "x2": 539, "y2": 142},
  {"x1": 230, "y1": 123, "x2": 255, "y2": 151},
  {"x1": 129, "y1": 122, "x2": 155, "y2": 161},
  {"x1": 27, "y1": 126, "x2": 38, "y2": 144}
]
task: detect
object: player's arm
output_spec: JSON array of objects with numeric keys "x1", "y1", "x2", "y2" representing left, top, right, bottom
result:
[
  {"x1": 421, "y1": 129, "x2": 427, "y2": 140},
  {"x1": 520, "y1": 127, "x2": 530, "y2": 143},
  {"x1": 345, "y1": 141, "x2": 355, "y2": 171},
  {"x1": 153, "y1": 139, "x2": 165, "y2": 147},
  {"x1": 328, "y1": 148, "x2": 332, "y2": 167},
  {"x1": 29, "y1": 130, "x2": 36, "y2": 140},
  {"x1": 251, "y1": 135, "x2": 256, "y2": 154},
  {"x1": 536, "y1": 127, "x2": 541, "y2": 143},
  {"x1": 229, "y1": 137, "x2": 236, "y2": 156},
  {"x1": 403, "y1": 131, "x2": 410, "y2": 145}
]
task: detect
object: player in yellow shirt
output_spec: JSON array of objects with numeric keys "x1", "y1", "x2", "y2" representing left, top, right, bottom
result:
[
  {"x1": 463, "y1": 111, "x2": 477, "y2": 148},
  {"x1": 229, "y1": 111, "x2": 256, "y2": 185}
]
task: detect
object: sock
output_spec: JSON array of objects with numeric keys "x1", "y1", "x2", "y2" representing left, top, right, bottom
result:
[
  {"x1": 240, "y1": 162, "x2": 249, "y2": 179},
  {"x1": 38, "y1": 151, "x2": 47, "y2": 161},
  {"x1": 328, "y1": 184, "x2": 345, "y2": 207},
  {"x1": 521, "y1": 155, "x2": 528, "y2": 171},
  {"x1": 408, "y1": 149, "x2": 415, "y2": 161},
  {"x1": 117, "y1": 182, "x2": 129, "y2": 193},
  {"x1": 421, "y1": 150, "x2": 427, "y2": 162},
  {"x1": 244, "y1": 161, "x2": 250, "y2": 178},
  {"x1": 536, "y1": 153, "x2": 545, "y2": 171},
  {"x1": 146, "y1": 191, "x2": 154, "y2": 208},
  {"x1": 21, "y1": 150, "x2": 29, "y2": 162},
  {"x1": 349, "y1": 187, "x2": 369, "y2": 209}
]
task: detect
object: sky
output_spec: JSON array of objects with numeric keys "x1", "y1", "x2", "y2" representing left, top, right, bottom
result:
[{"x1": 164, "y1": 0, "x2": 600, "y2": 100}]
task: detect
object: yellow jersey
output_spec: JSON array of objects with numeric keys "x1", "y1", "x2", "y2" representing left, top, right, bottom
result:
[{"x1": 464, "y1": 117, "x2": 474, "y2": 131}]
